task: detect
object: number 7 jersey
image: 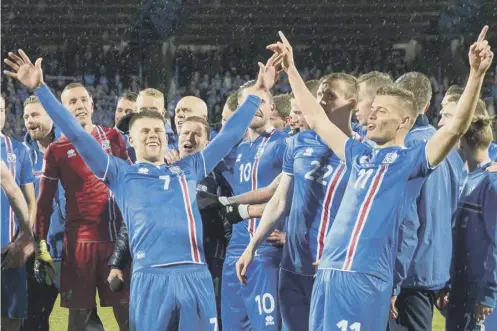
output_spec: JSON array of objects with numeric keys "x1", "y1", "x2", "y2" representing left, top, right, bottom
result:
[{"x1": 227, "y1": 127, "x2": 288, "y2": 257}]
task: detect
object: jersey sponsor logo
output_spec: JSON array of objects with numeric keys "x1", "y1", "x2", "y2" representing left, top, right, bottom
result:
[
  {"x1": 138, "y1": 167, "x2": 149, "y2": 174},
  {"x1": 67, "y1": 149, "x2": 76, "y2": 158},
  {"x1": 303, "y1": 147, "x2": 313, "y2": 156},
  {"x1": 382, "y1": 152, "x2": 399, "y2": 164},
  {"x1": 6, "y1": 153, "x2": 16, "y2": 163},
  {"x1": 101, "y1": 139, "x2": 111, "y2": 150}
]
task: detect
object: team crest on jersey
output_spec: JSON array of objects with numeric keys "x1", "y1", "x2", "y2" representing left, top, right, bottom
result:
[
  {"x1": 382, "y1": 152, "x2": 398, "y2": 164},
  {"x1": 101, "y1": 139, "x2": 111, "y2": 150},
  {"x1": 169, "y1": 165, "x2": 182, "y2": 175},
  {"x1": 138, "y1": 167, "x2": 149, "y2": 174},
  {"x1": 6, "y1": 153, "x2": 16, "y2": 163},
  {"x1": 67, "y1": 149, "x2": 76, "y2": 158},
  {"x1": 359, "y1": 155, "x2": 369, "y2": 165},
  {"x1": 303, "y1": 147, "x2": 313, "y2": 156},
  {"x1": 236, "y1": 154, "x2": 242, "y2": 162}
]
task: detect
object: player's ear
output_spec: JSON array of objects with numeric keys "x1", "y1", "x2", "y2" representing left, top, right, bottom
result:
[
  {"x1": 348, "y1": 98, "x2": 357, "y2": 111},
  {"x1": 285, "y1": 116, "x2": 292, "y2": 125},
  {"x1": 128, "y1": 134, "x2": 135, "y2": 148}
]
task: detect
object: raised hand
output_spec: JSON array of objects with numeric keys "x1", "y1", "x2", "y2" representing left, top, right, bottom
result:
[
  {"x1": 267, "y1": 31, "x2": 296, "y2": 72},
  {"x1": 254, "y1": 53, "x2": 279, "y2": 91},
  {"x1": 3, "y1": 50, "x2": 44, "y2": 89},
  {"x1": 469, "y1": 25, "x2": 494, "y2": 76}
]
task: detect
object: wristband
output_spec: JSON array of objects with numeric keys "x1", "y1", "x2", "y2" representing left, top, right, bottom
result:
[{"x1": 238, "y1": 204, "x2": 250, "y2": 219}]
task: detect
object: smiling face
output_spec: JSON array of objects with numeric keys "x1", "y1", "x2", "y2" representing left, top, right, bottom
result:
[
  {"x1": 23, "y1": 102, "x2": 53, "y2": 141},
  {"x1": 178, "y1": 120, "x2": 209, "y2": 158},
  {"x1": 129, "y1": 117, "x2": 167, "y2": 163},
  {"x1": 238, "y1": 88, "x2": 273, "y2": 131},
  {"x1": 174, "y1": 96, "x2": 208, "y2": 133},
  {"x1": 61, "y1": 86, "x2": 94, "y2": 128}
]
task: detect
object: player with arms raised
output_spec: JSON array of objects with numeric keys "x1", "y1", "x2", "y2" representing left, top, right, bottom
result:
[
  {"x1": 263, "y1": 27, "x2": 493, "y2": 330},
  {"x1": 3, "y1": 49, "x2": 279, "y2": 330}
]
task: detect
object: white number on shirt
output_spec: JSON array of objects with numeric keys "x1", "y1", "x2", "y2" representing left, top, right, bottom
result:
[
  {"x1": 254, "y1": 293, "x2": 275, "y2": 315},
  {"x1": 354, "y1": 168, "x2": 374, "y2": 189},
  {"x1": 159, "y1": 175, "x2": 171, "y2": 190},
  {"x1": 337, "y1": 320, "x2": 361, "y2": 331},
  {"x1": 239, "y1": 163, "x2": 252, "y2": 183},
  {"x1": 304, "y1": 161, "x2": 334, "y2": 186},
  {"x1": 210, "y1": 317, "x2": 218, "y2": 331}
]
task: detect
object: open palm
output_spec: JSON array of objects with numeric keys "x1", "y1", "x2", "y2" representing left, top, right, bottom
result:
[{"x1": 3, "y1": 50, "x2": 44, "y2": 89}]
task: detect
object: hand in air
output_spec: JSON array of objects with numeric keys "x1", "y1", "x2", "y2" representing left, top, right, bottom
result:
[
  {"x1": 267, "y1": 31, "x2": 296, "y2": 72},
  {"x1": 469, "y1": 25, "x2": 493, "y2": 76},
  {"x1": 4, "y1": 50, "x2": 44, "y2": 89},
  {"x1": 253, "y1": 52, "x2": 281, "y2": 92}
]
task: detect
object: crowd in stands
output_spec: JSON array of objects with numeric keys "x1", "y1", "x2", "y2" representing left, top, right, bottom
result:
[{"x1": 2, "y1": 44, "x2": 497, "y2": 140}]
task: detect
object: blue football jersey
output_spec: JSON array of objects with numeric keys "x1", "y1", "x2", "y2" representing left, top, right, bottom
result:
[
  {"x1": 1, "y1": 134, "x2": 35, "y2": 249},
  {"x1": 281, "y1": 131, "x2": 350, "y2": 275},
  {"x1": 451, "y1": 162, "x2": 497, "y2": 308},
  {"x1": 227, "y1": 128, "x2": 288, "y2": 257},
  {"x1": 489, "y1": 143, "x2": 497, "y2": 161},
  {"x1": 319, "y1": 139, "x2": 434, "y2": 282},
  {"x1": 24, "y1": 130, "x2": 66, "y2": 261}
]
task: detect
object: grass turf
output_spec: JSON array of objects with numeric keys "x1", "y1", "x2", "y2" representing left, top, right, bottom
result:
[{"x1": 49, "y1": 297, "x2": 446, "y2": 330}]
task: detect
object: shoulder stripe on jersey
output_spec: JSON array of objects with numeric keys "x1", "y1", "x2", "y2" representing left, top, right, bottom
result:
[
  {"x1": 5, "y1": 136, "x2": 17, "y2": 241},
  {"x1": 248, "y1": 129, "x2": 276, "y2": 235},
  {"x1": 343, "y1": 164, "x2": 388, "y2": 271},
  {"x1": 316, "y1": 163, "x2": 347, "y2": 260},
  {"x1": 179, "y1": 174, "x2": 201, "y2": 263}
]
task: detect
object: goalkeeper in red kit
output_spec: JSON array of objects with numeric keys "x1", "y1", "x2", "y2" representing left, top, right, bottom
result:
[{"x1": 30, "y1": 80, "x2": 130, "y2": 330}]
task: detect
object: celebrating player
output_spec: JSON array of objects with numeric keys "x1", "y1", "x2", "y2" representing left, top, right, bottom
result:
[
  {"x1": 4, "y1": 49, "x2": 278, "y2": 330},
  {"x1": 221, "y1": 79, "x2": 288, "y2": 331},
  {"x1": 1, "y1": 94, "x2": 36, "y2": 331},
  {"x1": 114, "y1": 92, "x2": 137, "y2": 128},
  {"x1": 267, "y1": 26, "x2": 493, "y2": 330},
  {"x1": 271, "y1": 94, "x2": 292, "y2": 132},
  {"x1": 445, "y1": 109, "x2": 497, "y2": 330},
  {"x1": 388, "y1": 72, "x2": 464, "y2": 330},
  {"x1": 236, "y1": 73, "x2": 359, "y2": 331}
]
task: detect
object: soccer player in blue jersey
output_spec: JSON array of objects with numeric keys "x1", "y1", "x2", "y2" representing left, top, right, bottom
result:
[
  {"x1": 355, "y1": 71, "x2": 393, "y2": 136},
  {"x1": 271, "y1": 94, "x2": 292, "y2": 132},
  {"x1": 388, "y1": 72, "x2": 465, "y2": 331},
  {"x1": 266, "y1": 27, "x2": 493, "y2": 330},
  {"x1": 445, "y1": 111, "x2": 497, "y2": 330},
  {"x1": 1, "y1": 95, "x2": 36, "y2": 331},
  {"x1": 221, "y1": 78, "x2": 288, "y2": 331},
  {"x1": 4, "y1": 49, "x2": 279, "y2": 331},
  {"x1": 236, "y1": 73, "x2": 359, "y2": 331}
]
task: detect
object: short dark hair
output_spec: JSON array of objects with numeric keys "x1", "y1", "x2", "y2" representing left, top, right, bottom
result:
[
  {"x1": 289, "y1": 80, "x2": 321, "y2": 99},
  {"x1": 463, "y1": 113, "x2": 494, "y2": 150},
  {"x1": 273, "y1": 94, "x2": 291, "y2": 118},
  {"x1": 224, "y1": 92, "x2": 239, "y2": 113},
  {"x1": 357, "y1": 71, "x2": 393, "y2": 96},
  {"x1": 395, "y1": 72, "x2": 432, "y2": 114},
  {"x1": 376, "y1": 86, "x2": 418, "y2": 117},
  {"x1": 183, "y1": 116, "x2": 211, "y2": 138},
  {"x1": 119, "y1": 91, "x2": 138, "y2": 103},
  {"x1": 128, "y1": 110, "x2": 165, "y2": 130},
  {"x1": 319, "y1": 73, "x2": 358, "y2": 100}
]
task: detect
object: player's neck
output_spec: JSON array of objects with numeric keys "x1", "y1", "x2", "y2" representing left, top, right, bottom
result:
[
  {"x1": 248, "y1": 123, "x2": 271, "y2": 141},
  {"x1": 84, "y1": 123, "x2": 95, "y2": 134},
  {"x1": 465, "y1": 148, "x2": 491, "y2": 172},
  {"x1": 328, "y1": 111, "x2": 353, "y2": 138},
  {"x1": 136, "y1": 157, "x2": 165, "y2": 166}
]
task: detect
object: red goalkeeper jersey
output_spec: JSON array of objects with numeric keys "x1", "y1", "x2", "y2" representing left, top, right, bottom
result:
[{"x1": 36, "y1": 125, "x2": 130, "y2": 242}]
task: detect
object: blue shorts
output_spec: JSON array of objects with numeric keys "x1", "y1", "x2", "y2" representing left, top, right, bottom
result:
[
  {"x1": 310, "y1": 269, "x2": 391, "y2": 331},
  {"x1": 221, "y1": 254, "x2": 281, "y2": 330},
  {"x1": 1, "y1": 266, "x2": 27, "y2": 319},
  {"x1": 447, "y1": 297, "x2": 497, "y2": 331},
  {"x1": 130, "y1": 264, "x2": 217, "y2": 331},
  {"x1": 279, "y1": 268, "x2": 314, "y2": 331}
]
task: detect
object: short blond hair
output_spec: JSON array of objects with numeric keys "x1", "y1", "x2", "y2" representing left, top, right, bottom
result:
[
  {"x1": 139, "y1": 88, "x2": 164, "y2": 99},
  {"x1": 23, "y1": 95, "x2": 40, "y2": 107},
  {"x1": 319, "y1": 73, "x2": 358, "y2": 100},
  {"x1": 376, "y1": 86, "x2": 418, "y2": 117}
]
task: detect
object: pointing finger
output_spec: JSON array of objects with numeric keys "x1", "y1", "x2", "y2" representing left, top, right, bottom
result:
[
  {"x1": 478, "y1": 25, "x2": 489, "y2": 43},
  {"x1": 278, "y1": 31, "x2": 291, "y2": 49}
]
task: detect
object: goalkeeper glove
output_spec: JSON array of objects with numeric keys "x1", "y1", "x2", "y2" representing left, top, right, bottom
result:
[
  {"x1": 223, "y1": 203, "x2": 250, "y2": 224},
  {"x1": 34, "y1": 239, "x2": 56, "y2": 286}
]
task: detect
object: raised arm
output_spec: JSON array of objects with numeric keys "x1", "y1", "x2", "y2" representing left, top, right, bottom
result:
[
  {"x1": 236, "y1": 173, "x2": 294, "y2": 283},
  {"x1": 202, "y1": 56, "x2": 280, "y2": 174},
  {"x1": 268, "y1": 32, "x2": 348, "y2": 160},
  {"x1": 426, "y1": 26, "x2": 493, "y2": 167},
  {"x1": 3, "y1": 50, "x2": 110, "y2": 179}
]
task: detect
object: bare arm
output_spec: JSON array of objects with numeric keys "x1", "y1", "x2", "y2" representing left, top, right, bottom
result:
[
  {"x1": 247, "y1": 204, "x2": 266, "y2": 218},
  {"x1": 245, "y1": 173, "x2": 294, "y2": 254},
  {"x1": 427, "y1": 26, "x2": 493, "y2": 167},
  {"x1": 20, "y1": 183, "x2": 36, "y2": 228},
  {"x1": 231, "y1": 173, "x2": 283, "y2": 205},
  {"x1": 1, "y1": 162, "x2": 31, "y2": 234}
]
